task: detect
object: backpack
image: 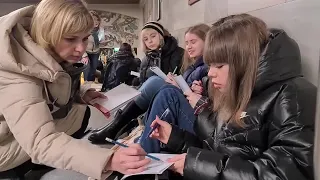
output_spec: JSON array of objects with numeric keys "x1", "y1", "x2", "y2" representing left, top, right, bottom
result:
[{"x1": 101, "y1": 54, "x2": 139, "y2": 91}]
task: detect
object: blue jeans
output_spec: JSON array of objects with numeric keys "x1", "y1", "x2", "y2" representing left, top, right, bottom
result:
[
  {"x1": 135, "y1": 76, "x2": 167, "y2": 111},
  {"x1": 84, "y1": 53, "x2": 100, "y2": 81},
  {"x1": 139, "y1": 85, "x2": 196, "y2": 153}
]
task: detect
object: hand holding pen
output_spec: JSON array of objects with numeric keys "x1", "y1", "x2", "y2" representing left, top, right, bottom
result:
[
  {"x1": 146, "y1": 108, "x2": 170, "y2": 138},
  {"x1": 103, "y1": 143, "x2": 151, "y2": 175},
  {"x1": 166, "y1": 70, "x2": 179, "y2": 87},
  {"x1": 148, "y1": 109, "x2": 172, "y2": 144},
  {"x1": 105, "y1": 137, "x2": 162, "y2": 161}
]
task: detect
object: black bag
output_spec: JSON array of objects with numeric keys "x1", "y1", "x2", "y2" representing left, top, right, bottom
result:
[{"x1": 101, "y1": 56, "x2": 139, "y2": 91}]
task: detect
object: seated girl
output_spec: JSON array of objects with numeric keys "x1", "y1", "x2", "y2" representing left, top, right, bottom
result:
[
  {"x1": 142, "y1": 14, "x2": 315, "y2": 180},
  {"x1": 89, "y1": 24, "x2": 210, "y2": 143}
]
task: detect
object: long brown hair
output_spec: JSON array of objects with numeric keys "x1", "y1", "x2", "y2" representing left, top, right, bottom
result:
[
  {"x1": 204, "y1": 14, "x2": 269, "y2": 126},
  {"x1": 181, "y1": 24, "x2": 210, "y2": 73}
]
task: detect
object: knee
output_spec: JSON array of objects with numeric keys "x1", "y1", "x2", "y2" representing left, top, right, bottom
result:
[
  {"x1": 143, "y1": 76, "x2": 164, "y2": 87},
  {"x1": 155, "y1": 85, "x2": 182, "y2": 101},
  {"x1": 140, "y1": 76, "x2": 165, "y2": 93},
  {"x1": 148, "y1": 75, "x2": 163, "y2": 82},
  {"x1": 160, "y1": 84, "x2": 181, "y2": 93}
]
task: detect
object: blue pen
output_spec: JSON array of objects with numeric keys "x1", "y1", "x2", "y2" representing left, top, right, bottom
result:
[
  {"x1": 145, "y1": 108, "x2": 170, "y2": 140},
  {"x1": 105, "y1": 137, "x2": 162, "y2": 161}
]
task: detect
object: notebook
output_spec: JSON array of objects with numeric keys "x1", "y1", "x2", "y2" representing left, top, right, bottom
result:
[
  {"x1": 120, "y1": 153, "x2": 176, "y2": 180},
  {"x1": 149, "y1": 67, "x2": 192, "y2": 93},
  {"x1": 89, "y1": 83, "x2": 141, "y2": 118},
  {"x1": 150, "y1": 66, "x2": 168, "y2": 80},
  {"x1": 94, "y1": 154, "x2": 176, "y2": 180},
  {"x1": 173, "y1": 75, "x2": 192, "y2": 93}
]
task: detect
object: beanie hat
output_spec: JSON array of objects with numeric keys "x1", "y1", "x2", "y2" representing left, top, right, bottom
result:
[{"x1": 142, "y1": 21, "x2": 164, "y2": 37}]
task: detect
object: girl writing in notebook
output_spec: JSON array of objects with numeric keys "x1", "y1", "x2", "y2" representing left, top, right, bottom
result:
[
  {"x1": 144, "y1": 14, "x2": 315, "y2": 180},
  {"x1": 89, "y1": 24, "x2": 210, "y2": 143}
]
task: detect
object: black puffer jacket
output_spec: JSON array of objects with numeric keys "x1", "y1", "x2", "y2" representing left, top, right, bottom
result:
[
  {"x1": 166, "y1": 29, "x2": 316, "y2": 180},
  {"x1": 102, "y1": 50, "x2": 137, "y2": 89},
  {"x1": 139, "y1": 36, "x2": 184, "y2": 84}
]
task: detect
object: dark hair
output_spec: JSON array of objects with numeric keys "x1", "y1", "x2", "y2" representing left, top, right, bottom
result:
[{"x1": 119, "y1": 43, "x2": 132, "y2": 52}]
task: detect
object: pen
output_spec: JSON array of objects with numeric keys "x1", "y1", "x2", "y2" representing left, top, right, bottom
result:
[
  {"x1": 172, "y1": 66, "x2": 177, "y2": 74},
  {"x1": 145, "y1": 108, "x2": 170, "y2": 140},
  {"x1": 105, "y1": 137, "x2": 162, "y2": 161}
]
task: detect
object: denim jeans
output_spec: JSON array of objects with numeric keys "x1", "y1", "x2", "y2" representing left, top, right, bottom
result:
[
  {"x1": 135, "y1": 76, "x2": 167, "y2": 111},
  {"x1": 139, "y1": 85, "x2": 196, "y2": 153},
  {"x1": 84, "y1": 53, "x2": 100, "y2": 81}
]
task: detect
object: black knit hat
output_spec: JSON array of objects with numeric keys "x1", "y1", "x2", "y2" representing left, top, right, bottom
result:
[{"x1": 142, "y1": 21, "x2": 164, "y2": 37}]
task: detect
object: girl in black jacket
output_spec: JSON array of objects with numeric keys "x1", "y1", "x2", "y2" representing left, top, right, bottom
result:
[
  {"x1": 143, "y1": 14, "x2": 315, "y2": 180},
  {"x1": 139, "y1": 21, "x2": 184, "y2": 84},
  {"x1": 101, "y1": 43, "x2": 137, "y2": 91}
]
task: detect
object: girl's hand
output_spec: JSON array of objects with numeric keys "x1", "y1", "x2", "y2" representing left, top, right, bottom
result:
[
  {"x1": 184, "y1": 91, "x2": 202, "y2": 108},
  {"x1": 149, "y1": 116, "x2": 172, "y2": 144},
  {"x1": 166, "y1": 73, "x2": 179, "y2": 87},
  {"x1": 191, "y1": 80, "x2": 203, "y2": 95}
]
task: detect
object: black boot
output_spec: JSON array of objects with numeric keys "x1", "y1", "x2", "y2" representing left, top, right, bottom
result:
[
  {"x1": 100, "y1": 87, "x2": 108, "y2": 92},
  {"x1": 88, "y1": 100, "x2": 144, "y2": 144}
]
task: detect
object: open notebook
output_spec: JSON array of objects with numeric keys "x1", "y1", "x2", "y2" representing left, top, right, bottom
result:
[
  {"x1": 150, "y1": 66, "x2": 192, "y2": 93},
  {"x1": 120, "y1": 153, "x2": 176, "y2": 180},
  {"x1": 89, "y1": 83, "x2": 141, "y2": 118},
  {"x1": 95, "y1": 154, "x2": 176, "y2": 180}
]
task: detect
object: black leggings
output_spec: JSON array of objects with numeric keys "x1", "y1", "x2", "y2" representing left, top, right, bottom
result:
[{"x1": 0, "y1": 107, "x2": 91, "y2": 179}]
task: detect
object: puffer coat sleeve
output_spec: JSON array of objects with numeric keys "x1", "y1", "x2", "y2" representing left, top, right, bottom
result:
[{"x1": 183, "y1": 82, "x2": 315, "y2": 180}]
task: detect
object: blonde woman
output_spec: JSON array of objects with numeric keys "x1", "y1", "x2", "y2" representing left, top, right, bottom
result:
[
  {"x1": 145, "y1": 14, "x2": 315, "y2": 179},
  {"x1": 139, "y1": 21, "x2": 184, "y2": 84},
  {"x1": 0, "y1": 0, "x2": 149, "y2": 179}
]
